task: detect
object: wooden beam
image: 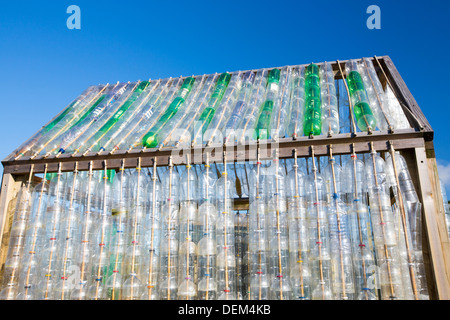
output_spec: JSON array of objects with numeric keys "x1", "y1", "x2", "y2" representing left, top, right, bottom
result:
[
  {"x1": 0, "y1": 173, "x2": 26, "y2": 281},
  {"x1": 414, "y1": 147, "x2": 450, "y2": 299},
  {"x1": 2, "y1": 129, "x2": 425, "y2": 175}
]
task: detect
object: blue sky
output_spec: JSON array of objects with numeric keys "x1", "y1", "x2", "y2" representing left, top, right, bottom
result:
[{"x1": 1, "y1": 0, "x2": 450, "y2": 195}]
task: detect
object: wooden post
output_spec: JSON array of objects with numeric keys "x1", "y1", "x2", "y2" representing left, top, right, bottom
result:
[
  {"x1": 414, "y1": 146, "x2": 450, "y2": 300},
  {"x1": 0, "y1": 173, "x2": 27, "y2": 281}
]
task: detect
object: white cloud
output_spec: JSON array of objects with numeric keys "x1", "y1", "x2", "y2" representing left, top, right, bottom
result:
[{"x1": 437, "y1": 160, "x2": 450, "y2": 197}]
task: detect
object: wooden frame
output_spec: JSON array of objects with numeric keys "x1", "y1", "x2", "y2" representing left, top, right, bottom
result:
[{"x1": 0, "y1": 55, "x2": 448, "y2": 299}]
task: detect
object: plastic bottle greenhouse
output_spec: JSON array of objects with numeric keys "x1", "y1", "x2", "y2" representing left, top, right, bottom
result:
[{"x1": 0, "y1": 56, "x2": 449, "y2": 300}]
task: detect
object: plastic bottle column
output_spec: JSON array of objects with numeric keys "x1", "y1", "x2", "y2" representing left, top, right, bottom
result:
[
  {"x1": 272, "y1": 68, "x2": 292, "y2": 140},
  {"x1": 345, "y1": 60, "x2": 377, "y2": 132},
  {"x1": 192, "y1": 72, "x2": 232, "y2": 146},
  {"x1": 108, "y1": 79, "x2": 171, "y2": 153},
  {"x1": 122, "y1": 159, "x2": 147, "y2": 300},
  {"x1": 223, "y1": 72, "x2": 255, "y2": 145},
  {"x1": 365, "y1": 143, "x2": 406, "y2": 300},
  {"x1": 16, "y1": 165, "x2": 49, "y2": 300},
  {"x1": 203, "y1": 73, "x2": 243, "y2": 145},
  {"x1": 386, "y1": 147, "x2": 421, "y2": 300},
  {"x1": 320, "y1": 62, "x2": 340, "y2": 136},
  {"x1": 197, "y1": 153, "x2": 218, "y2": 300},
  {"x1": 216, "y1": 152, "x2": 236, "y2": 300},
  {"x1": 286, "y1": 67, "x2": 305, "y2": 139},
  {"x1": 54, "y1": 165, "x2": 84, "y2": 300},
  {"x1": 248, "y1": 148, "x2": 270, "y2": 300},
  {"x1": 343, "y1": 151, "x2": 377, "y2": 300},
  {"x1": 236, "y1": 70, "x2": 267, "y2": 145},
  {"x1": 72, "y1": 81, "x2": 151, "y2": 155},
  {"x1": 142, "y1": 77, "x2": 196, "y2": 148},
  {"x1": 159, "y1": 157, "x2": 180, "y2": 299},
  {"x1": 52, "y1": 83, "x2": 127, "y2": 156},
  {"x1": 71, "y1": 162, "x2": 97, "y2": 300},
  {"x1": 177, "y1": 154, "x2": 198, "y2": 300},
  {"x1": 254, "y1": 68, "x2": 281, "y2": 140},
  {"x1": 267, "y1": 151, "x2": 292, "y2": 299},
  {"x1": 105, "y1": 162, "x2": 129, "y2": 300},
  {"x1": 303, "y1": 64, "x2": 322, "y2": 137},
  {"x1": 323, "y1": 148, "x2": 354, "y2": 300},
  {"x1": 151, "y1": 75, "x2": 206, "y2": 149},
  {"x1": 142, "y1": 159, "x2": 162, "y2": 300},
  {"x1": 306, "y1": 147, "x2": 333, "y2": 299},
  {"x1": 88, "y1": 165, "x2": 113, "y2": 300},
  {"x1": 86, "y1": 81, "x2": 158, "y2": 153},
  {"x1": 39, "y1": 164, "x2": 66, "y2": 300},
  {"x1": 286, "y1": 150, "x2": 311, "y2": 299}
]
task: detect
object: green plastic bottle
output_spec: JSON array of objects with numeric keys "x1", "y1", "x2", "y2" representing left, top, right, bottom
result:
[
  {"x1": 194, "y1": 72, "x2": 232, "y2": 138},
  {"x1": 142, "y1": 77, "x2": 196, "y2": 148},
  {"x1": 87, "y1": 81, "x2": 150, "y2": 148},
  {"x1": 69, "y1": 95, "x2": 107, "y2": 129},
  {"x1": 346, "y1": 70, "x2": 377, "y2": 131},
  {"x1": 254, "y1": 68, "x2": 280, "y2": 140},
  {"x1": 303, "y1": 63, "x2": 322, "y2": 136}
]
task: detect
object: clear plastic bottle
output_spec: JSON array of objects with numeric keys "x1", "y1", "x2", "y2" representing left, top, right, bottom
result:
[
  {"x1": 53, "y1": 169, "x2": 85, "y2": 300},
  {"x1": 322, "y1": 157, "x2": 355, "y2": 300},
  {"x1": 192, "y1": 72, "x2": 232, "y2": 145},
  {"x1": 16, "y1": 172, "x2": 50, "y2": 300},
  {"x1": 159, "y1": 158, "x2": 180, "y2": 300},
  {"x1": 266, "y1": 155, "x2": 293, "y2": 300},
  {"x1": 177, "y1": 155, "x2": 198, "y2": 300},
  {"x1": 365, "y1": 149, "x2": 407, "y2": 300},
  {"x1": 70, "y1": 167, "x2": 101, "y2": 300},
  {"x1": 105, "y1": 166, "x2": 130, "y2": 300},
  {"x1": 286, "y1": 154, "x2": 311, "y2": 300},
  {"x1": 171, "y1": 74, "x2": 218, "y2": 148},
  {"x1": 53, "y1": 83, "x2": 130, "y2": 156},
  {"x1": 153, "y1": 75, "x2": 206, "y2": 148},
  {"x1": 109, "y1": 79, "x2": 172, "y2": 152},
  {"x1": 305, "y1": 151, "x2": 333, "y2": 300},
  {"x1": 248, "y1": 157, "x2": 270, "y2": 300},
  {"x1": 342, "y1": 155, "x2": 377, "y2": 300},
  {"x1": 142, "y1": 77, "x2": 196, "y2": 148},
  {"x1": 37, "y1": 167, "x2": 67, "y2": 300},
  {"x1": 286, "y1": 67, "x2": 305, "y2": 138},
  {"x1": 122, "y1": 164, "x2": 148, "y2": 300},
  {"x1": 86, "y1": 81, "x2": 159, "y2": 153},
  {"x1": 87, "y1": 169, "x2": 114, "y2": 300},
  {"x1": 68, "y1": 81, "x2": 151, "y2": 155},
  {"x1": 141, "y1": 163, "x2": 162, "y2": 300},
  {"x1": 203, "y1": 73, "x2": 243, "y2": 145},
  {"x1": 320, "y1": 62, "x2": 339, "y2": 136},
  {"x1": 386, "y1": 151, "x2": 428, "y2": 299},
  {"x1": 197, "y1": 156, "x2": 219, "y2": 300},
  {"x1": 223, "y1": 72, "x2": 255, "y2": 145},
  {"x1": 215, "y1": 158, "x2": 237, "y2": 300},
  {"x1": 271, "y1": 67, "x2": 292, "y2": 140},
  {"x1": 360, "y1": 58, "x2": 392, "y2": 131},
  {"x1": 234, "y1": 210, "x2": 248, "y2": 300},
  {"x1": 236, "y1": 70, "x2": 267, "y2": 145}
]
